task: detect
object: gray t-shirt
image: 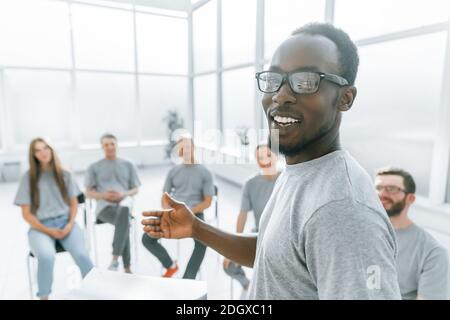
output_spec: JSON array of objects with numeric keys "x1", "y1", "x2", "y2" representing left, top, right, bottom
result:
[
  {"x1": 14, "y1": 170, "x2": 80, "y2": 221},
  {"x1": 240, "y1": 174, "x2": 278, "y2": 231},
  {"x1": 248, "y1": 150, "x2": 401, "y2": 300},
  {"x1": 163, "y1": 164, "x2": 214, "y2": 209},
  {"x1": 396, "y1": 223, "x2": 449, "y2": 300},
  {"x1": 84, "y1": 158, "x2": 141, "y2": 214}
]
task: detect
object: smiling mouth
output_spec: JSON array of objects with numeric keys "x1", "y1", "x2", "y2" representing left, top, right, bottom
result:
[{"x1": 271, "y1": 115, "x2": 302, "y2": 128}]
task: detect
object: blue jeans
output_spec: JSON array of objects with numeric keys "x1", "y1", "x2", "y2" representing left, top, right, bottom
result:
[{"x1": 28, "y1": 215, "x2": 94, "y2": 298}]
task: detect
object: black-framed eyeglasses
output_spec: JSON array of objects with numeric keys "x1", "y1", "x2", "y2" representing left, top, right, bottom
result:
[
  {"x1": 255, "y1": 70, "x2": 349, "y2": 95},
  {"x1": 375, "y1": 185, "x2": 407, "y2": 194}
]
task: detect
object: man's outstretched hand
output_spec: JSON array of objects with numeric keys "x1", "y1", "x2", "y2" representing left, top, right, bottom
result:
[{"x1": 142, "y1": 192, "x2": 197, "y2": 239}]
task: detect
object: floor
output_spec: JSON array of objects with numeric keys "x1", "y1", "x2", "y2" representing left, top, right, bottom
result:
[{"x1": 0, "y1": 164, "x2": 254, "y2": 300}]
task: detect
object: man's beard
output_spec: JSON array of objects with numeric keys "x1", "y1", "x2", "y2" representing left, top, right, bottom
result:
[{"x1": 385, "y1": 198, "x2": 407, "y2": 217}]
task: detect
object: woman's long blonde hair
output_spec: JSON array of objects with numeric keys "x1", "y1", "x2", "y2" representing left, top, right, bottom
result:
[{"x1": 28, "y1": 137, "x2": 69, "y2": 214}]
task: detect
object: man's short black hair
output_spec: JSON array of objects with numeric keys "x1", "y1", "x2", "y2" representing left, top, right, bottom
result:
[
  {"x1": 376, "y1": 167, "x2": 416, "y2": 194},
  {"x1": 292, "y1": 23, "x2": 359, "y2": 85}
]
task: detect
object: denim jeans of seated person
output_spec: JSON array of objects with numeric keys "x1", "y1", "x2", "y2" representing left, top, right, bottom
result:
[{"x1": 28, "y1": 215, "x2": 93, "y2": 298}]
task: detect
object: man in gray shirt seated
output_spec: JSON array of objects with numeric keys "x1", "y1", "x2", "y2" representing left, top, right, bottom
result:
[
  {"x1": 85, "y1": 133, "x2": 141, "y2": 273},
  {"x1": 375, "y1": 167, "x2": 449, "y2": 300},
  {"x1": 142, "y1": 137, "x2": 214, "y2": 279},
  {"x1": 223, "y1": 144, "x2": 280, "y2": 297}
]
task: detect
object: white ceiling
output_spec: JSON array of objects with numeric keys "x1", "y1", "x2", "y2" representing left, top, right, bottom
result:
[{"x1": 108, "y1": 0, "x2": 191, "y2": 11}]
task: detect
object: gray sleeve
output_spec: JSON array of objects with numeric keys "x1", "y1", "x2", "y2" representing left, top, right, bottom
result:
[
  {"x1": 84, "y1": 164, "x2": 96, "y2": 189},
  {"x1": 202, "y1": 168, "x2": 214, "y2": 197},
  {"x1": 14, "y1": 173, "x2": 31, "y2": 206},
  {"x1": 162, "y1": 169, "x2": 174, "y2": 193},
  {"x1": 240, "y1": 181, "x2": 252, "y2": 212},
  {"x1": 65, "y1": 172, "x2": 80, "y2": 198},
  {"x1": 128, "y1": 162, "x2": 141, "y2": 189},
  {"x1": 303, "y1": 200, "x2": 401, "y2": 300},
  {"x1": 418, "y1": 246, "x2": 449, "y2": 300}
]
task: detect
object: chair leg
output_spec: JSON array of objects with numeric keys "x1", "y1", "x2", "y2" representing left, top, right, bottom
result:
[
  {"x1": 132, "y1": 218, "x2": 138, "y2": 265},
  {"x1": 26, "y1": 255, "x2": 34, "y2": 300},
  {"x1": 230, "y1": 278, "x2": 234, "y2": 300},
  {"x1": 92, "y1": 225, "x2": 99, "y2": 266}
]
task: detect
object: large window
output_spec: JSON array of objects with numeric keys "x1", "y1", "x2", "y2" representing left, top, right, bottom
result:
[
  {"x1": 222, "y1": 67, "x2": 256, "y2": 151},
  {"x1": 0, "y1": 1, "x2": 190, "y2": 152},
  {"x1": 193, "y1": 74, "x2": 218, "y2": 146},
  {"x1": 447, "y1": 173, "x2": 450, "y2": 203},
  {"x1": 139, "y1": 75, "x2": 189, "y2": 141},
  {"x1": 0, "y1": 0, "x2": 71, "y2": 68},
  {"x1": 335, "y1": 0, "x2": 450, "y2": 40},
  {"x1": 71, "y1": 4, "x2": 135, "y2": 71},
  {"x1": 221, "y1": 0, "x2": 256, "y2": 67},
  {"x1": 136, "y1": 14, "x2": 188, "y2": 74},
  {"x1": 193, "y1": 0, "x2": 217, "y2": 73},
  {"x1": 341, "y1": 32, "x2": 447, "y2": 196},
  {"x1": 0, "y1": 74, "x2": 4, "y2": 151},
  {"x1": 4, "y1": 70, "x2": 72, "y2": 145},
  {"x1": 264, "y1": 0, "x2": 326, "y2": 59},
  {"x1": 76, "y1": 72, "x2": 136, "y2": 145}
]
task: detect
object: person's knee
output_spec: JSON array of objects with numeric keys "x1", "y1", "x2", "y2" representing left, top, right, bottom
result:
[
  {"x1": 117, "y1": 207, "x2": 130, "y2": 222},
  {"x1": 36, "y1": 251, "x2": 56, "y2": 266},
  {"x1": 142, "y1": 233, "x2": 157, "y2": 247}
]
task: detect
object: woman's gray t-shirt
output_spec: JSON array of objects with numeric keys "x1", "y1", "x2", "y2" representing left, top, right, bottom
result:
[{"x1": 14, "y1": 170, "x2": 80, "y2": 221}]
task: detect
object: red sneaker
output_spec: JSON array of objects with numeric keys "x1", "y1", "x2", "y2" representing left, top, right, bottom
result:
[{"x1": 162, "y1": 262, "x2": 179, "y2": 278}]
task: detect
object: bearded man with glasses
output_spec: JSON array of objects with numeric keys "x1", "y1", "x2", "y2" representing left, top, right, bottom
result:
[{"x1": 375, "y1": 167, "x2": 449, "y2": 300}]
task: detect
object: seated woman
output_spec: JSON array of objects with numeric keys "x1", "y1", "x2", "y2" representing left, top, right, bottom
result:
[{"x1": 14, "y1": 137, "x2": 94, "y2": 300}]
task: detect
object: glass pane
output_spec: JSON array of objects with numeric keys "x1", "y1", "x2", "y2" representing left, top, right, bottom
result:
[
  {"x1": 341, "y1": 32, "x2": 447, "y2": 196},
  {"x1": 71, "y1": 4, "x2": 135, "y2": 71},
  {"x1": 4, "y1": 70, "x2": 72, "y2": 145},
  {"x1": 193, "y1": 0, "x2": 217, "y2": 73},
  {"x1": 447, "y1": 173, "x2": 450, "y2": 203},
  {"x1": 335, "y1": 0, "x2": 450, "y2": 40},
  {"x1": 194, "y1": 74, "x2": 218, "y2": 145},
  {"x1": 76, "y1": 0, "x2": 133, "y2": 10},
  {"x1": 222, "y1": 67, "x2": 256, "y2": 150},
  {"x1": 264, "y1": 0, "x2": 326, "y2": 59},
  {"x1": 0, "y1": 78, "x2": 3, "y2": 150},
  {"x1": 0, "y1": 0, "x2": 71, "y2": 68},
  {"x1": 139, "y1": 75, "x2": 189, "y2": 141},
  {"x1": 76, "y1": 72, "x2": 136, "y2": 144},
  {"x1": 137, "y1": 14, "x2": 188, "y2": 74},
  {"x1": 222, "y1": 0, "x2": 256, "y2": 67}
]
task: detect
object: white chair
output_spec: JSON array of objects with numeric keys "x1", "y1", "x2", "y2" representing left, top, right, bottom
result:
[
  {"x1": 26, "y1": 193, "x2": 88, "y2": 299},
  {"x1": 84, "y1": 198, "x2": 139, "y2": 267},
  {"x1": 161, "y1": 185, "x2": 219, "y2": 280},
  {"x1": 196, "y1": 185, "x2": 219, "y2": 280}
]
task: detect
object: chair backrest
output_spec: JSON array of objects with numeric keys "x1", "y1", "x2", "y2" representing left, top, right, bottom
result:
[
  {"x1": 77, "y1": 193, "x2": 85, "y2": 204},
  {"x1": 29, "y1": 241, "x2": 66, "y2": 257}
]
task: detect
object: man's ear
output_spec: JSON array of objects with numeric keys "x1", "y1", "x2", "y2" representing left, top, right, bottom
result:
[
  {"x1": 337, "y1": 86, "x2": 357, "y2": 112},
  {"x1": 406, "y1": 193, "x2": 416, "y2": 205}
]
